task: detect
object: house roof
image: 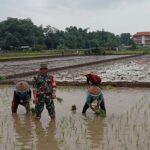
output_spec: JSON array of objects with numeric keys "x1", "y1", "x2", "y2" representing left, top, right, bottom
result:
[{"x1": 133, "y1": 32, "x2": 150, "y2": 36}]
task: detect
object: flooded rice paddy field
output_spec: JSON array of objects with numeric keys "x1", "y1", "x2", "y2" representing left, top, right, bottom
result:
[
  {"x1": 0, "y1": 55, "x2": 128, "y2": 76},
  {"x1": 0, "y1": 85, "x2": 150, "y2": 150}
]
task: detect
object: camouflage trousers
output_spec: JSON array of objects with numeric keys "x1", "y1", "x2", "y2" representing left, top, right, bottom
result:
[{"x1": 35, "y1": 95, "x2": 55, "y2": 119}]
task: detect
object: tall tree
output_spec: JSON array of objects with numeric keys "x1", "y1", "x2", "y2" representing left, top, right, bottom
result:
[
  {"x1": 120, "y1": 33, "x2": 132, "y2": 46},
  {"x1": 0, "y1": 17, "x2": 44, "y2": 50}
]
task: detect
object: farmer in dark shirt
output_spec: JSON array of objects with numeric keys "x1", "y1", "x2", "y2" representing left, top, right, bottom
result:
[{"x1": 11, "y1": 81, "x2": 31, "y2": 114}]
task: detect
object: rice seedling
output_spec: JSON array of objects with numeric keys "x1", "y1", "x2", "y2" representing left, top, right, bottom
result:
[
  {"x1": 95, "y1": 109, "x2": 106, "y2": 117},
  {"x1": 71, "y1": 104, "x2": 77, "y2": 111},
  {"x1": 55, "y1": 97, "x2": 63, "y2": 103}
]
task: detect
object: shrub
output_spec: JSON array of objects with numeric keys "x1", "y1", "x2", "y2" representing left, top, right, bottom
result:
[{"x1": 0, "y1": 75, "x2": 6, "y2": 80}]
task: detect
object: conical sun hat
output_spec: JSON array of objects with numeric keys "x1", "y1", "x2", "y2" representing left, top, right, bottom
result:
[
  {"x1": 16, "y1": 81, "x2": 29, "y2": 92},
  {"x1": 87, "y1": 86, "x2": 101, "y2": 96}
]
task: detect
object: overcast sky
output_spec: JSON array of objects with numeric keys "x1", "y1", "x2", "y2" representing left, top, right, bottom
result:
[{"x1": 0, "y1": 0, "x2": 150, "y2": 35}]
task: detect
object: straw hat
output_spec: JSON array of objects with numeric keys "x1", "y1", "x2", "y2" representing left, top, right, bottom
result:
[
  {"x1": 87, "y1": 86, "x2": 101, "y2": 96},
  {"x1": 16, "y1": 81, "x2": 29, "y2": 92}
]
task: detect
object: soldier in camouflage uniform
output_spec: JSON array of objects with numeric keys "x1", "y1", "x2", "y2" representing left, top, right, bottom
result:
[{"x1": 32, "y1": 63, "x2": 56, "y2": 120}]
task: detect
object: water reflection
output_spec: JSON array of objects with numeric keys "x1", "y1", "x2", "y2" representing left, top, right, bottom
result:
[
  {"x1": 1, "y1": 86, "x2": 150, "y2": 150},
  {"x1": 34, "y1": 121, "x2": 59, "y2": 150},
  {"x1": 12, "y1": 114, "x2": 59, "y2": 150},
  {"x1": 84, "y1": 116, "x2": 106, "y2": 149},
  {"x1": 12, "y1": 114, "x2": 35, "y2": 149}
]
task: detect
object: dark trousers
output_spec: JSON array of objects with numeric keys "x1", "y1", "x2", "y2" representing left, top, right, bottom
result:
[{"x1": 82, "y1": 100, "x2": 106, "y2": 114}]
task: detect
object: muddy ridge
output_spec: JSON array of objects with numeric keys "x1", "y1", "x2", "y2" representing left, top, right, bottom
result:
[
  {"x1": 4, "y1": 54, "x2": 140, "y2": 79},
  {"x1": 0, "y1": 80, "x2": 150, "y2": 88}
]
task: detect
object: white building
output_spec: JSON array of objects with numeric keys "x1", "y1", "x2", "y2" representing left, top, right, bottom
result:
[{"x1": 133, "y1": 32, "x2": 150, "y2": 46}]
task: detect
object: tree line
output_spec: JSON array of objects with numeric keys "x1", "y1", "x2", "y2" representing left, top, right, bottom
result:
[{"x1": 0, "y1": 17, "x2": 134, "y2": 51}]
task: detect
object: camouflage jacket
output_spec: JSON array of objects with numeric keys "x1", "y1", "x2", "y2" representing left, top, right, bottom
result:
[{"x1": 32, "y1": 74, "x2": 56, "y2": 96}]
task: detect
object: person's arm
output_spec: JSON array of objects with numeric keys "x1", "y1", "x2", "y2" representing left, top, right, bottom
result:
[
  {"x1": 13, "y1": 91, "x2": 17, "y2": 101},
  {"x1": 96, "y1": 92, "x2": 104, "y2": 109},
  {"x1": 52, "y1": 76, "x2": 56, "y2": 99},
  {"x1": 87, "y1": 102, "x2": 96, "y2": 112},
  {"x1": 28, "y1": 89, "x2": 31, "y2": 99},
  {"x1": 89, "y1": 104, "x2": 96, "y2": 112},
  {"x1": 32, "y1": 88, "x2": 38, "y2": 104},
  {"x1": 32, "y1": 77, "x2": 38, "y2": 104}
]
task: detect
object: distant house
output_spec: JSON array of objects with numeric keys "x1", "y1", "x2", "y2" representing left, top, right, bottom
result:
[
  {"x1": 133, "y1": 32, "x2": 150, "y2": 46},
  {"x1": 20, "y1": 46, "x2": 32, "y2": 50}
]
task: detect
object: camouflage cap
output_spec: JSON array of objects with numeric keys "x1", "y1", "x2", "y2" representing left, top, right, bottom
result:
[{"x1": 40, "y1": 63, "x2": 48, "y2": 69}]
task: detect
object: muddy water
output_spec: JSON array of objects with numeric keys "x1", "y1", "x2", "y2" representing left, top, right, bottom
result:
[{"x1": 0, "y1": 86, "x2": 150, "y2": 150}]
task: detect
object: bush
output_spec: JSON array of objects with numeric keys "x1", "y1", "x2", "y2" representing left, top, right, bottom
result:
[
  {"x1": 84, "y1": 47, "x2": 105, "y2": 55},
  {"x1": 32, "y1": 44, "x2": 47, "y2": 51},
  {"x1": 0, "y1": 75, "x2": 6, "y2": 80}
]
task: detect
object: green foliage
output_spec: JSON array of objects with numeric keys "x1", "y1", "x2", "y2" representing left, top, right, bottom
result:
[
  {"x1": 131, "y1": 41, "x2": 137, "y2": 49},
  {"x1": 32, "y1": 44, "x2": 46, "y2": 51},
  {"x1": 95, "y1": 109, "x2": 106, "y2": 117},
  {"x1": 0, "y1": 75, "x2": 6, "y2": 80},
  {"x1": 0, "y1": 17, "x2": 140, "y2": 52},
  {"x1": 0, "y1": 17, "x2": 44, "y2": 50},
  {"x1": 120, "y1": 33, "x2": 133, "y2": 46},
  {"x1": 30, "y1": 108, "x2": 35, "y2": 115},
  {"x1": 84, "y1": 47, "x2": 105, "y2": 55},
  {"x1": 56, "y1": 97, "x2": 63, "y2": 103}
]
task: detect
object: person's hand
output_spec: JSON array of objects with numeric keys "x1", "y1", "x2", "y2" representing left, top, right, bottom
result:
[
  {"x1": 52, "y1": 92, "x2": 56, "y2": 99},
  {"x1": 33, "y1": 97, "x2": 38, "y2": 104},
  {"x1": 94, "y1": 105, "x2": 99, "y2": 111},
  {"x1": 91, "y1": 107, "x2": 96, "y2": 112}
]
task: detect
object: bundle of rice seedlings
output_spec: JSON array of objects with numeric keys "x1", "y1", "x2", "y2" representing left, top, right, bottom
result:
[
  {"x1": 71, "y1": 104, "x2": 77, "y2": 111},
  {"x1": 95, "y1": 109, "x2": 106, "y2": 117}
]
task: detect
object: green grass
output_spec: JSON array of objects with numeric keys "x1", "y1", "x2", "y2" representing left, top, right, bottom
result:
[
  {"x1": 105, "y1": 49, "x2": 150, "y2": 55},
  {"x1": 0, "y1": 49, "x2": 83, "y2": 61},
  {"x1": 0, "y1": 48, "x2": 149, "y2": 61}
]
